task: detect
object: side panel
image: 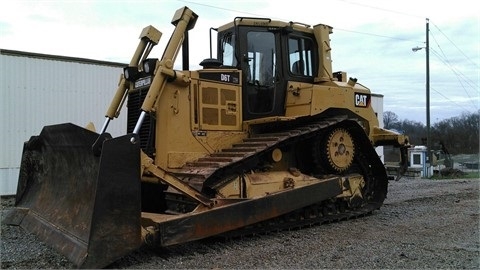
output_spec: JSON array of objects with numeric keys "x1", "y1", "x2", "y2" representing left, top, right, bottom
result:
[
  {"x1": 284, "y1": 81, "x2": 380, "y2": 137},
  {"x1": 154, "y1": 71, "x2": 246, "y2": 170},
  {"x1": 310, "y1": 82, "x2": 379, "y2": 127},
  {"x1": 284, "y1": 81, "x2": 314, "y2": 117},
  {"x1": 198, "y1": 80, "x2": 242, "y2": 131},
  {"x1": 154, "y1": 80, "x2": 209, "y2": 169}
]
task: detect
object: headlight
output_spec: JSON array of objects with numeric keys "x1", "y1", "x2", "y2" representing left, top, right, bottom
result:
[
  {"x1": 143, "y1": 58, "x2": 158, "y2": 74},
  {"x1": 123, "y1": 66, "x2": 139, "y2": 82}
]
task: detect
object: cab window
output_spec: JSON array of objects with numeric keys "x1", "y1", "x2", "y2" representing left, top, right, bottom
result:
[{"x1": 289, "y1": 36, "x2": 314, "y2": 77}]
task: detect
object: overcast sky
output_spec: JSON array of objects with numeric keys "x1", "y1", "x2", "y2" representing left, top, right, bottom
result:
[{"x1": 1, "y1": 0, "x2": 479, "y2": 124}]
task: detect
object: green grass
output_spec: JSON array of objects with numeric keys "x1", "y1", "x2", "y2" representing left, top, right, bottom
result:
[{"x1": 429, "y1": 153, "x2": 479, "y2": 179}]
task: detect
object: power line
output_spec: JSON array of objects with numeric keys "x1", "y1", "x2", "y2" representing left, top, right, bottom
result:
[
  {"x1": 333, "y1": 1, "x2": 479, "y2": 74},
  {"x1": 430, "y1": 48, "x2": 479, "y2": 107},
  {"x1": 430, "y1": 86, "x2": 475, "y2": 113},
  {"x1": 179, "y1": 0, "x2": 478, "y2": 117},
  {"x1": 432, "y1": 22, "x2": 479, "y2": 69},
  {"x1": 178, "y1": 0, "x2": 269, "y2": 18},
  {"x1": 337, "y1": 0, "x2": 425, "y2": 19},
  {"x1": 430, "y1": 46, "x2": 478, "y2": 91},
  {"x1": 333, "y1": 27, "x2": 423, "y2": 44},
  {"x1": 428, "y1": 30, "x2": 479, "y2": 111}
]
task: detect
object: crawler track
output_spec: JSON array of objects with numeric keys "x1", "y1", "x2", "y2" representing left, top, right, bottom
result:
[
  {"x1": 218, "y1": 117, "x2": 388, "y2": 238},
  {"x1": 166, "y1": 115, "x2": 389, "y2": 234}
]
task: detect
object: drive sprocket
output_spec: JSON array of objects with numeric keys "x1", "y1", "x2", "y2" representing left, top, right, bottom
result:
[{"x1": 320, "y1": 127, "x2": 355, "y2": 173}]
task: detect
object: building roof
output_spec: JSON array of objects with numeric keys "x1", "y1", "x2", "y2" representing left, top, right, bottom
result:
[{"x1": 1, "y1": 49, "x2": 126, "y2": 67}]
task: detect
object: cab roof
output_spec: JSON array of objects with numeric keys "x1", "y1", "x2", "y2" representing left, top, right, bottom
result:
[{"x1": 217, "y1": 17, "x2": 331, "y2": 34}]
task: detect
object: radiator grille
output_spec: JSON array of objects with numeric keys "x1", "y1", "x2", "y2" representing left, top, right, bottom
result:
[{"x1": 127, "y1": 85, "x2": 155, "y2": 157}]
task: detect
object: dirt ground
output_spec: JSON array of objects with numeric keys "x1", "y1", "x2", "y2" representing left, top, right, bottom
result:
[{"x1": 1, "y1": 177, "x2": 479, "y2": 269}]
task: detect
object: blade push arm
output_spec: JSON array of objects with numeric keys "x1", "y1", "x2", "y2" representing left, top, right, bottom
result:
[
  {"x1": 132, "y1": 7, "x2": 198, "y2": 134},
  {"x1": 100, "y1": 25, "x2": 162, "y2": 134},
  {"x1": 141, "y1": 152, "x2": 214, "y2": 207}
]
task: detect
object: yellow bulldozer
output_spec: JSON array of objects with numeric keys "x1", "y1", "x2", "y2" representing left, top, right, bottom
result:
[{"x1": 5, "y1": 6, "x2": 409, "y2": 269}]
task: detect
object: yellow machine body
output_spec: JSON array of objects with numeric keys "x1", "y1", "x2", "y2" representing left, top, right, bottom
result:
[{"x1": 5, "y1": 6, "x2": 409, "y2": 269}]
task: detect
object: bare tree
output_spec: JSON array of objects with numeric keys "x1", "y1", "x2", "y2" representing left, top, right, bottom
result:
[
  {"x1": 432, "y1": 110, "x2": 479, "y2": 154},
  {"x1": 383, "y1": 111, "x2": 399, "y2": 129}
]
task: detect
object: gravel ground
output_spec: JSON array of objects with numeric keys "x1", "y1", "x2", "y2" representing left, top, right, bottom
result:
[{"x1": 1, "y1": 177, "x2": 479, "y2": 269}]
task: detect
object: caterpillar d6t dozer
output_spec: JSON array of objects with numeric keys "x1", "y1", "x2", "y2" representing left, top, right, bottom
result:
[{"x1": 5, "y1": 6, "x2": 409, "y2": 269}]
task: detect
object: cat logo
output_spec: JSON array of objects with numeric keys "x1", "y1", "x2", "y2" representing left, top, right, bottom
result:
[{"x1": 354, "y1": 93, "x2": 371, "y2": 108}]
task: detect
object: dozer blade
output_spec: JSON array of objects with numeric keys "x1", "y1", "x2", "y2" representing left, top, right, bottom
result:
[{"x1": 4, "y1": 123, "x2": 142, "y2": 269}]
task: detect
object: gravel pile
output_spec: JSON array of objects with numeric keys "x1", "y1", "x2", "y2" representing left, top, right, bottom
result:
[{"x1": 1, "y1": 177, "x2": 479, "y2": 269}]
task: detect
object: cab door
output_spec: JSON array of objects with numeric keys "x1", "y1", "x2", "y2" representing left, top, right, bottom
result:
[{"x1": 238, "y1": 28, "x2": 286, "y2": 120}]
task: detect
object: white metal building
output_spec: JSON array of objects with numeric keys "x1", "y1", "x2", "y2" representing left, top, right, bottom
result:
[
  {"x1": 0, "y1": 49, "x2": 127, "y2": 195},
  {"x1": 371, "y1": 93, "x2": 385, "y2": 163}
]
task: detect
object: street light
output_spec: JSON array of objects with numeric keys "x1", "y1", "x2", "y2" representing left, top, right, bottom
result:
[
  {"x1": 412, "y1": 46, "x2": 423, "y2": 52},
  {"x1": 412, "y1": 18, "x2": 431, "y2": 177}
]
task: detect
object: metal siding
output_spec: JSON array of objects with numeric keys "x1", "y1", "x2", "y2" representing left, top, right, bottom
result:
[
  {"x1": 1, "y1": 52, "x2": 127, "y2": 195},
  {"x1": 0, "y1": 168, "x2": 20, "y2": 196},
  {"x1": 371, "y1": 94, "x2": 385, "y2": 162}
]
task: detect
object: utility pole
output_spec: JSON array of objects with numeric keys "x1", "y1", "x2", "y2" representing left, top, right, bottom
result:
[
  {"x1": 426, "y1": 18, "x2": 431, "y2": 177},
  {"x1": 412, "y1": 18, "x2": 431, "y2": 177}
]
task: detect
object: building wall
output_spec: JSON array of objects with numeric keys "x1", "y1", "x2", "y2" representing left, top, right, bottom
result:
[
  {"x1": 371, "y1": 93, "x2": 384, "y2": 162},
  {"x1": 1, "y1": 50, "x2": 127, "y2": 195}
]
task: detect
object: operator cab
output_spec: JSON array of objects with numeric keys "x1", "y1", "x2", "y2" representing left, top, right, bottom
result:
[{"x1": 216, "y1": 18, "x2": 318, "y2": 121}]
